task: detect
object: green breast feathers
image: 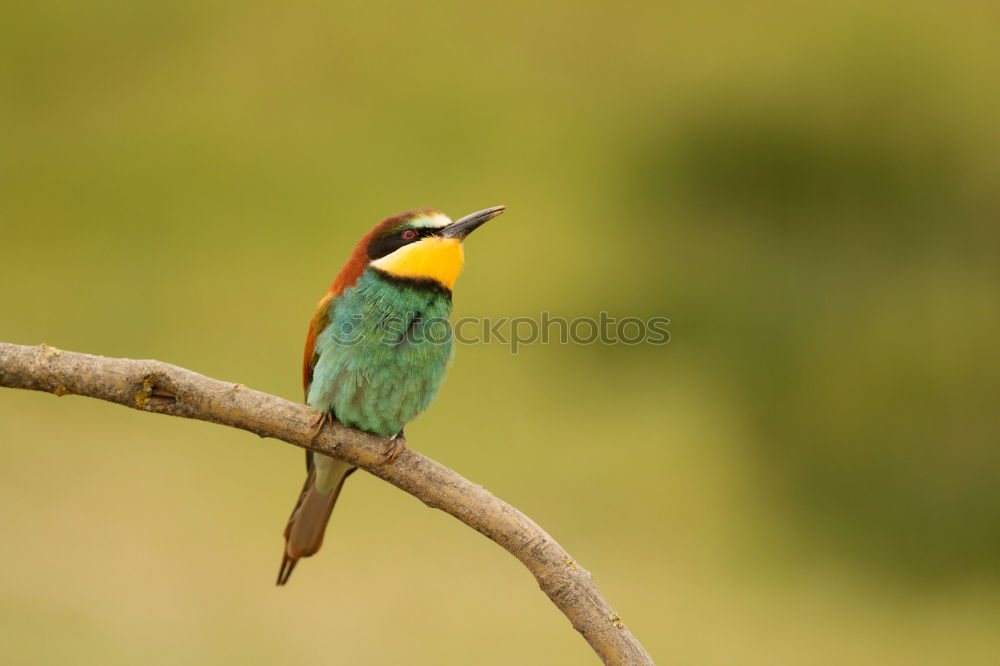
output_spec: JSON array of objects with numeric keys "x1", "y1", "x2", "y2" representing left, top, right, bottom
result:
[{"x1": 306, "y1": 268, "x2": 455, "y2": 437}]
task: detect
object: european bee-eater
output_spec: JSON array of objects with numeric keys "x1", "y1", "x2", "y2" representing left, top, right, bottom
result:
[{"x1": 277, "y1": 205, "x2": 506, "y2": 585}]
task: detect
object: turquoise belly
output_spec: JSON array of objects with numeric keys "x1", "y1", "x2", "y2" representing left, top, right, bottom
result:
[{"x1": 306, "y1": 269, "x2": 454, "y2": 437}]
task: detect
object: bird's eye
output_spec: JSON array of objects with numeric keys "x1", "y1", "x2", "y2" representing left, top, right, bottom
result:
[{"x1": 401, "y1": 229, "x2": 418, "y2": 241}]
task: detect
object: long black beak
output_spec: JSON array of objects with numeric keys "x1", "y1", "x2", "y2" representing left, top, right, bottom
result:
[{"x1": 441, "y1": 205, "x2": 506, "y2": 240}]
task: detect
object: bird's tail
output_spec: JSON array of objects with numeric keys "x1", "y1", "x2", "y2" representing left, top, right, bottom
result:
[{"x1": 277, "y1": 454, "x2": 355, "y2": 586}]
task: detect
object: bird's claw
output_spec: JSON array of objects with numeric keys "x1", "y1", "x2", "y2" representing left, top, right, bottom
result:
[
  {"x1": 308, "y1": 411, "x2": 333, "y2": 441},
  {"x1": 378, "y1": 434, "x2": 407, "y2": 464}
]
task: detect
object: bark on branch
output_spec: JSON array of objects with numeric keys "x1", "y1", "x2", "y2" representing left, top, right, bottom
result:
[{"x1": 0, "y1": 342, "x2": 653, "y2": 665}]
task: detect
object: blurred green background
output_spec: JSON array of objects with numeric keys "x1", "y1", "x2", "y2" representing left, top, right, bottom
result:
[{"x1": 2, "y1": 1, "x2": 999, "y2": 664}]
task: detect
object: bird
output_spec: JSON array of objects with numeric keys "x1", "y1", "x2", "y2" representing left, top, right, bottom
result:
[{"x1": 276, "y1": 205, "x2": 506, "y2": 585}]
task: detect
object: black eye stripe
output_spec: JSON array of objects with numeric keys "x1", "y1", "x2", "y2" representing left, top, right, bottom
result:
[
  {"x1": 366, "y1": 226, "x2": 440, "y2": 260},
  {"x1": 367, "y1": 235, "x2": 406, "y2": 261}
]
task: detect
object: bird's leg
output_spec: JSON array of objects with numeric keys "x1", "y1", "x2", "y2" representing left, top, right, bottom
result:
[
  {"x1": 308, "y1": 410, "x2": 333, "y2": 441},
  {"x1": 379, "y1": 431, "x2": 407, "y2": 464}
]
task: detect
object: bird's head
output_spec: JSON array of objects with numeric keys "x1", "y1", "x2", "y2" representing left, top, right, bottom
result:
[{"x1": 331, "y1": 206, "x2": 505, "y2": 294}]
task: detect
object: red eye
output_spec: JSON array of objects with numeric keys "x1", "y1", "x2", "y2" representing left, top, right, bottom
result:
[{"x1": 401, "y1": 229, "x2": 417, "y2": 240}]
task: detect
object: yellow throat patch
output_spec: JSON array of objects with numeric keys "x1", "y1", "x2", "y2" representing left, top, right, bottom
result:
[{"x1": 370, "y1": 237, "x2": 465, "y2": 289}]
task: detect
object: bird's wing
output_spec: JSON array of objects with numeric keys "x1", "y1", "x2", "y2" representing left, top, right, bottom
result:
[{"x1": 302, "y1": 291, "x2": 336, "y2": 399}]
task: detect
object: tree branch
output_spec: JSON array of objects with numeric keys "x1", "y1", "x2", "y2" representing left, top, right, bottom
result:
[{"x1": 0, "y1": 342, "x2": 653, "y2": 665}]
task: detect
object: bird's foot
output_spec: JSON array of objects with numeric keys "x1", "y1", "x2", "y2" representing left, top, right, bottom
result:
[
  {"x1": 378, "y1": 432, "x2": 407, "y2": 464},
  {"x1": 308, "y1": 411, "x2": 333, "y2": 441}
]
